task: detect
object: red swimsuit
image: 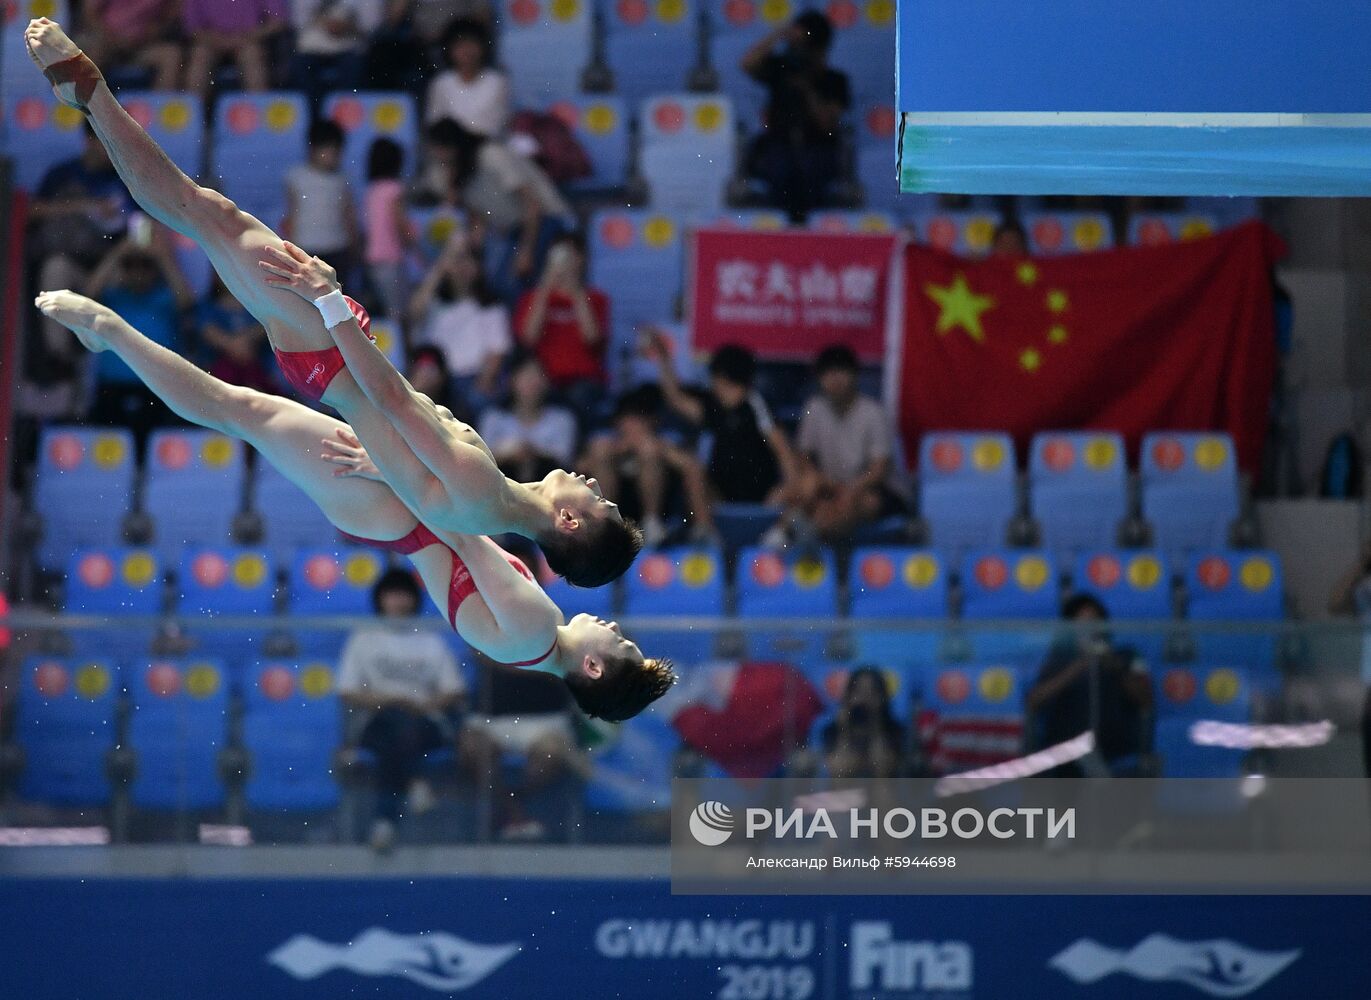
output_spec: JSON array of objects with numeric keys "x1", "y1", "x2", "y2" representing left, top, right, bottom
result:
[
  {"x1": 338, "y1": 526, "x2": 557, "y2": 667},
  {"x1": 273, "y1": 295, "x2": 373, "y2": 402}
]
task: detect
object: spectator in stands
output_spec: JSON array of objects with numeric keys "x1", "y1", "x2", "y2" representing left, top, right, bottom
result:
[
  {"x1": 479, "y1": 355, "x2": 578, "y2": 483},
  {"x1": 445, "y1": 121, "x2": 574, "y2": 302},
  {"x1": 340, "y1": 569, "x2": 466, "y2": 853},
  {"x1": 741, "y1": 10, "x2": 850, "y2": 223},
  {"x1": 515, "y1": 232, "x2": 607, "y2": 417},
  {"x1": 85, "y1": 232, "x2": 194, "y2": 440},
  {"x1": 367, "y1": 0, "x2": 493, "y2": 89},
  {"x1": 581, "y1": 386, "x2": 718, "y2": 549},
  {"x1": 460, "y1": 657, "x2": 587, "y2": 841},
  {"x1": 820, "y1": 667, "x2": 906, "y2": 779},
  {"x1": 79, "y1": 0, "x2": 183, "y2": 90},
  {"x1": 991, "y1": 220, "x2": 1029, "y2": 258},
  {"x1": 197, "y1": 275, "x2": 275, "y2": 394},
  {"x1": 646, "y1": 336, "x2": 798, "y2": 506},
  {"x1": 283, "y1": 120, "x2": 360, "y2": 288},
  {"x1": 183, "y1": 0, "x2": 287, "y2": 98},
  {"x1": 363, "y1": 138, "x2": 416, "y2": 323},
  {"x1": 409, "y1": 232, "x2": 510, "y2": 417},
  {"x1": 24, "y1": 125, "x2": 130, "y2": 419},
  {"x1": 1025, "y1": 595, "x2": 1153, "y2": 775},
  {"x1": 778, "y1": 345, "x2": 902, "y2": 545},
  {"x1": 1329, "y1": 540, "x2": 1371, "y2": 777},
  {"x1": 424, "y1": 18, "x2": 509, "y2": 137},
  {"x1": 288, "y1": 1, "x2": 374, "y2": 109}
]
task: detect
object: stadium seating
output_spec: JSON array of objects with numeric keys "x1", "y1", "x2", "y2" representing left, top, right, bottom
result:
[
  {"x1": 1028, "y1": 431, "x2": 1128, "y2": 560},
  {"x1": 118, "y1": 92, "x2": 204, "y2": 178},
  {"x1": 287, "y1": 547, "x2": 385, "y2": 656},
  {"x1": 251, "y1": 462, "x2": 339, "y2": 568},
  {"x1": 585, "y1": 707, "x2": 679, "y2": 814},
  {"x1": 854, "y1": 103, "x2": 899, "y2": 212},
  {"x1": 704, "y1": 0, "x2": 789, "y2": 129},
  {"x1": 825, "y1": 0, "x2": 897, "y2": 110},
  {"x1": 700, "y1": 208, "x2": 788, "y2": 230},
  {"x1": 143, "y1": 430, "x2": 246, "y2": 564},
  {"x1": 623, "y1": 547, "x2": 725, "y2": 663},
  {"x1": 241, "y1": 659, "x2": 342, "y2": 811},
  {"x1": 1153, "y1": 665, "x2": 1251, "y2": 803},
  {"x1": 126, "y1": 658, "x2": 229, "y2": 810},
  {"x1": 1022, "y1": 211, "x2": 1113, "y2": 256},
  {"x1": 174, "y1": 547, "x2": 276, "y2": 667},
  {"x1": 34, "y1": 426, "x2": 136, "y2": 571},
  {"x1": 211, "y1": 92, "x2": 310, "y2": 226},
  {"x1": 960, "y1": 550, "x2": 1059, "y2": 662},
  {"x1": 368, "y1": 317, "x2": 407, "y2": 371},
  {"x1": 323, "y1": 91, "x2": 419, "y2": 197},
  {"x1": 1127, "y1": 212, "x2": 1219, "y2": 247},
  {"x1": 1072, "y1": 550, "x2": 1172, "y2": 664},
  {"x1": 1, "y1": 93, "x2": 86, "y2": 189},
  {"x1": 409, "y1": 205, "x2": 466, "y2": 263},
  {"x1": 602, "y1": 0, "x2": 700, "y2": 108},
  {"x1": 1139, "y1": 432, "x2": 1239, "y2": 560},
  {"x1": 849, "y1": 547, "x2": 947, "y2": 669},
  {"x1": 497, "y1": 0, "x2": 593, "y2": 107},
  {"x1": 808, "y1": 209, "x2": 897, "y2": 234},
  {"x1": 1185, "y1": 550, "x2": 1283, "y2": 685},
  {"x1": 637, "y1": 94, "x2": 735, "y2": 214},
  {"x1": 735, "y1": 546, "x2": 839, "y2": 663},
  {"x1": 541, "y1": 572, "x2": 616, "y2": 619},
  {"x1": 912, "y1": 208, "x2": 1001, "y2": 256},
  {"x1": 917, "y1": 662, "x2": 1027, "y2": 774},
  {"x1": 15, "y1": 655, "x2": 118, "y2": 806},
  {"x1": 1, "y1": 0, "x2": 70, "y2": 102},
  {"x1": 589, "y1": 209, "x2": 684, "y2": 346},
  {"x1": 64, "y1": 548, "x2": 162, "y2": 659},
  {"x1": 918, "y1": 432, "x2": 1017, "y2": 558},
  {"x1": 547, "y1": 95, "x2": 631, "y2": 192}
]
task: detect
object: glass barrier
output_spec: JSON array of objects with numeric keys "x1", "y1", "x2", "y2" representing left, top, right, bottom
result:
[{"x1": 0, "y1": 614, "x2": 1366, "y2": 846}]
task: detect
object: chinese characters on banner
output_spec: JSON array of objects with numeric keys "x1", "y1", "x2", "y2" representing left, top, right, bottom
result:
[{"x1": 690, "y1": 229, "x2": 897, "y2": 361}]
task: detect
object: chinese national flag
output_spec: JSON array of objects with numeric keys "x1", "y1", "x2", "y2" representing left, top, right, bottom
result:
[{"x1": 895, "y1": 221, "x2": 1284, "y2": 473}]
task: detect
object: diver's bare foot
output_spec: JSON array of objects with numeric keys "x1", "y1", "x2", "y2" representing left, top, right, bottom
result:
[
  {"x1": 35, "y1": 290, "x2": 119, "y2": 353},
  {"x1": 24, "y1": 19, "x2": 90, "y2": 109}
]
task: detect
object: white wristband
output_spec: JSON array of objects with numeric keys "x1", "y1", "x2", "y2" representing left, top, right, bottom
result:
[{"x1": 313, "y1": 288, "x2": 353, "y2": 329}]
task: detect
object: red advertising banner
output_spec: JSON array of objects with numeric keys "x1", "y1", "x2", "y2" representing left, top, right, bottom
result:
[{"x1": 690, "y1": 229, "x2": 897, "y2": 361}]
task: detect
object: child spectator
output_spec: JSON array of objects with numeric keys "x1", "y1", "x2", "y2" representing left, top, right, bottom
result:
[
  {"x1": 515, "y1": 232, "x2": 607, "y2": 417},
  {"x1": 198, "y1": 276, "x2": 275, "y2": 394},
  {"x1": 479, "y1": 356, "x2": 578, "y2": 483},
  {"x1": 409, "y1": 233, "x2": 510, "y2": 417},
  {"x1": 283, "y1": 120, "x2": 360, "y2": 287},
  {"x1": 424, "y1": 18, "x2": 509, "y2": 138},
  {"x1": 288, "y1": 1, "x2": 375, "y2": 109},
  {"x1": 183, "y1": 0, "x2": 287, "y2": 98},
  {"x1": 79, "y1": 0, "x2": 182, "y2": 90},
  {"x1": 647, "y1": 337, "x2": 798, "y2": 505},
  {"x1": 363, "y1": 138, "x2": 415, "y2": 323},
  {"x1": 581, "y1": 386, "x2": 717, "y2": 548}
]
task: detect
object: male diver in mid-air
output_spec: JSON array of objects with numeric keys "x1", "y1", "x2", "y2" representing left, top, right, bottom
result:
[{"x1": 24, "y1": 16, "x2": 641, "y2": 589}]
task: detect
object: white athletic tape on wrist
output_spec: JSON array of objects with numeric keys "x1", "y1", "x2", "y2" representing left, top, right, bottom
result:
[{"x1": 313, "y1": 288, "x2": 353, "y2": 328}]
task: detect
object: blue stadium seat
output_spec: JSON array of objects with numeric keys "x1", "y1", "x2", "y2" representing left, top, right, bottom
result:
[
  {"x1": 1139, "y1": 432, "x2": 1239, "y2": 561},
  {"x1": 1154, "y1": 664, "x2": 1251, "y2": 787},
  {"x1": 602, "y1": 0, "x2": 699, "y2": 107},
  {"x1": 1028, "y1": 431, "x2": 1127, "y2": 561},
  {"x1": 1187, "y1": 196, "x2": 1259, "y2": 227},
  {"x1": 497, "y1": 0, "x2": 593, "y2": 107},
  {"x1": 918, "y1": 432, "x2": 1017, "y2": 559},
  {"x1": 1, "y1": 1, "x2": 71, "y2": 101},
  {"x1": 144, "y1": 430, "x2": 246, "y2": 563},
  {"x1": 117, "y1": 92, "x2": 203, "y2": 178},
  {"x1": 408, "y1": 206, "x2": 466, "y2": 264},
  {"x1": 368, "y1": 317, "x2": 407, "y2": 371},
  {"x1": 638, "y1": 94, "x2": 735, "y2": 214},
  {"x1": 174, "y1": 547, "x2": 276, "y2": 666},
  {"x1": 1127, "y1": 212, "x2": 1220, "y2": 247},
  {"x1": 541, "y1": 573, "x2": 616, "y2": 619},
  {"x1": 251, "y1": 462, "x2": 339, "y2": 567},
  {"x1": 241, "y1": 659, "x2": 342, "y2": 811},
  {"x1": 1072, "y1": 550, "x2": 1172, "y2": 665},
  {"x1": 322, "y1": 91, "x2": 418, "y2": 198},
  {"x1": 623, "y1": 547, "x2": 725, "y2": 663},
  {"x1": 704, "y1": 0, "x2": 791, "y2": 130},
  {"x1": 697, "y1": 208, "x2": 789, "y2": 230},
  {"x1": 825, "y1": 0, "x2": 897, "y2": 109},
  {"x1": 912, "y1": 208, "x2": 1002, "y2": 256},
  {"x1": 1185, "y1": 550, "x2": 1283, "y2": 685},
  {"x1": 16, "y1": 656, "x2": 117, "y2": 807},
  {"x1": 854, "y1": 103, "x2": 900, "y2": 211},
  {"x1": 610, "y1": 319, "x2": 703, "y2": 390},
  {"x1": 586, "y1": 708, "x2": 679, "y2": 813},
  {"x1": 64, "y1": 548, "x2": 162, "y2": 660},
  {"x1": 126, "y1": 658, "x2": 229, "y2": 810},
  {"x1": 808, "y1": 209, "x2": 897, "y2": 234},
  {"x1": 850, "y1": 548, "x2": 947, "y2": 669},
  {"x1": 210, "y1": 93, "x2": 309, "y2": 226},
  {"x1": 735, "y1": 547, "x2": 839, "y2": 664},
  {"x1": 589, "y1": 208, "x2": 684, "y2": 345},
  {"x1": 547, "y1": 96, "x2": 630, "y2": 192},
  {"x1": 34, "y1": 426, "x2": 136, "y2": 571},
  {"x1": 1, "y1": 94, "x2": 86, "y2": 189},
  {"x1": 917, "y1": 661, "x2": 1027, "y2": 774},
  {"x1": 1022, "y1": 211, "x2": 1113, "y2": 256},
  {"x1": 960, "y1": 550, "x2": 1058, "y2": 662},
  {"x1": 287, "y1": 547, "x2": 385, "y2": 656}
]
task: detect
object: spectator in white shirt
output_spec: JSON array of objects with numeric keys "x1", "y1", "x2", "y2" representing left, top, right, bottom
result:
[
  {"x1": 478, "y1": 355, "x2": 578, "y2": 483},
  {"x1": 288, "y1": 0, "x2": 378, "y2": 108},
  {"x1": 339, "y1": 569, "x2": 465, "y2": 852},
  {"x1": 408, "y1": 231, "x2": 511, "y2": 416},
  {"x1": 424, "y1": 18, "x2": 509, "y2": 137},
  {"x1": 283, "y1": 120, "x2": 360, "y2": 286}
]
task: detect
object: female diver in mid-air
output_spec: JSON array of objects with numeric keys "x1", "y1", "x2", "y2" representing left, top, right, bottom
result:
[{"x1": 35, "y1": 289, "x2": 675, "y2": 721}]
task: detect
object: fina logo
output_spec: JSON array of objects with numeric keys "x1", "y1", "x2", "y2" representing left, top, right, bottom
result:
[
  {"x1": 689, "y1": 801, "x2": 735, "y2": 846},
  {"x1": 1050, "y1": 934, "x2": 1301, "y2": 997},
  {"x1": 268, "y1": 927, "x2": 520, "y2": 992}
]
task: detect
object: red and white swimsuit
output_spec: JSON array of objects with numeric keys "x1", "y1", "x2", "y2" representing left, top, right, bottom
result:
[
  {"x1": 339, "y1": 525, "x2": 557, "y2": 668},
  {"x1": 273, "y1": 295, "x2": 373, "y2": 402}
]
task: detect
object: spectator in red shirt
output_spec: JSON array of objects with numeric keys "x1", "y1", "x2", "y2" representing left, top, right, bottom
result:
[{"x1": 515, "y1": 233, "x2": 607, "y2": 420}]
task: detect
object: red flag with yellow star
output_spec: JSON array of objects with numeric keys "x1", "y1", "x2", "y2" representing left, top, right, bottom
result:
[{"x1": 894, "y1": 221, "x2": 1283, "y2": 472}]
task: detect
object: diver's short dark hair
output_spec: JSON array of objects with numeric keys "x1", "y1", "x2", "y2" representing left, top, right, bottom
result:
[
  {"x1": 541, "y1": 517, "x2": 644, "y2": 588},
  {"x1": 564, "y1": 653, "x2": 677, "y2": 722}
]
